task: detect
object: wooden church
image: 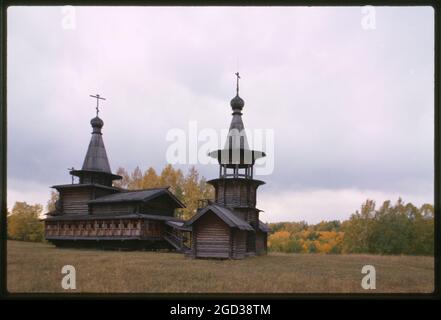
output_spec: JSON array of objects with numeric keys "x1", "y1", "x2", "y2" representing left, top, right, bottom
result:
[
  {"x1": 185, "y1": 73, "x2": 269, "y2": 258},
  {"x1": 44, "y1": 75, "x2": 269, "y2": 259},
  {"x1": 44, "y1": 95, "x2": 190, "y2": 251}
]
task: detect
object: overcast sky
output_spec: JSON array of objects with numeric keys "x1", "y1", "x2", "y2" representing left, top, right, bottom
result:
[{"x1": 7, "y1": 6, "x2": 434, "y2": 223}]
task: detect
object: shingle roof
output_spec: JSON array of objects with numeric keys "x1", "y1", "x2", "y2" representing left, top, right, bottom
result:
[
  {"x1": 82, "y1": 116, "x2": 112, "y2": 173},
  {"x1": 185, "y1": 203, "x2": 253, "y2": 231},
  {"x1": 87, "y1": 187, "x2": 185, "y2": 208}
]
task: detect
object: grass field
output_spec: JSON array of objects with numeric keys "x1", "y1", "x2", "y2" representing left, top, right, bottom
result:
[{"x1": 6, "y1": 240, "x2": 434, "y2": 294}]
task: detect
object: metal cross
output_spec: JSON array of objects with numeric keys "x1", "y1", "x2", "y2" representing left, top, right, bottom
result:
[
  {"x1": 235, "y1": 72, "x2": 241, "y2": 95},
  {"x1": 68, "y1": 167, "x2": 75, "y2": 184},
  {"x1": 89, "y1": 94, "x2": 106, "y2": 116}
]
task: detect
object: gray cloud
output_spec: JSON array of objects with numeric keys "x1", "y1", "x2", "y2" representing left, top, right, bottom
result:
[{"x1": 7, "y1": 6, "x2": 434, "y2": 221}]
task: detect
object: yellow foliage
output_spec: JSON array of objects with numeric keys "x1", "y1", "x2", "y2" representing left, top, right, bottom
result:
[
  {"x1": 7, "y1": 202, "x2": 44, "y2": 242},
  {"x1": 268, "y1": 228, "x2": 344, "y2": 254},
  {"x1": 268, "y1": 231, "x2": 291, "y2": 252}
]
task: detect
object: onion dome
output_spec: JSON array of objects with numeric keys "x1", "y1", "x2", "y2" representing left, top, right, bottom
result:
[
  {"x1": 230, "y1": 94, "x2": 244, "y2": 110},
  {"x1": 90, "y1": 116, "x2": 104, "y2": 134}
]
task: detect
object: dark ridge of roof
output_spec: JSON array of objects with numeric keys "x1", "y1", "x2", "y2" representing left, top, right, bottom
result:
[
  {"x1": 51, "y1": 183, "x2": 121, "y2": 191},
  {"x1": 185, "y1": 203, "x2": 253, "y2": 231},
  {"x1": 44, "y1": 213, "x2": 184, "y2": 222},
  {"x1": 87, "y1": 187, "x2": 185, "y2": 208},
  {"x1": 259, "y1": 220, "x2": 270, "y2": 233},
  {"x1": 207, "y1": 177, "x2": 265, "y2": 186},
  {"x1": 88, "y1": 188, "x2": 164, "y2": 203}
]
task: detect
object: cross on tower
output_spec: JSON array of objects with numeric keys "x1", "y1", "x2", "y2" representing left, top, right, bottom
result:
[
  {"x1": 68, "y1": 167, "x2": 75, "y2": 184},
  {"x1": 89, "y1": 94, "x2": 106, "y2": 116},
  {"x1": 235, "y1": 72, "x2": 241, "y2": 95}
]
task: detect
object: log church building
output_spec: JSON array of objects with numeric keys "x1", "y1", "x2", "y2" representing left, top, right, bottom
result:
[{"x1": 44, "y1": 74, "x2": 269, "y2": 259}]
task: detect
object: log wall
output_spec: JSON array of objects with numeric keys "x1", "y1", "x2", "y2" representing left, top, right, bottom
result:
[
  {"x1": 61, "y1": 188, "x2": 92, "y2": 214},
  {"x1": 214, "y1": 180, "x2": 258, "y2": 208},
  {"x1": 91, "y1": 203, "x2": 136, "y2": 215},
  {"x1": 193, "y1": 212, "x2": 230, "y2": 258},
  {"x1": 231, "y1": 229, "x2": 246, "y2": 259}
]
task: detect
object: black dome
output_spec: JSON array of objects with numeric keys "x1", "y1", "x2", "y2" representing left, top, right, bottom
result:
[
  {"x1": 230, "y1": 95, "x2": 244, "y2": 110},
  {"x1": 90, "y1": 116, "x2": 104, "y2": 129}
]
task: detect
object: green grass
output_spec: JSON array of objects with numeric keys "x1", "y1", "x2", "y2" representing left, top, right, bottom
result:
[{"x1": 6, "y1": 240, "x2": 434, "y2": 293}]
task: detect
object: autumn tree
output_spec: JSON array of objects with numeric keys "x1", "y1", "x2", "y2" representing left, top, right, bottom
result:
[
  {"x1": 7, "y1": 202, "x2": 44, "y2": 242},
  {"x1": 180, "y1": 166, "x2": 214, "y2": 219},
  {"x1": 159, "y1": 164, "x2": 185, "y2": 203},
  {"x1": 113, "y1": 167, "x2": 130, "y2": 189},
  {"x1": 46, "y1": 190, "x2": 59, "y2": 213},
  {"x1": 342, "y1": 199, "x2": 376, "y2": 253},
  {"x1": 368, "y1": 198, "x2": 412, "y2": 254},
  {"x1": 268, "y1": 230, "x2": 291, "y2": 252},
  {"x1": 342, "y1": 199, "x2": 434, "y2": 255},
  {"x1": 129, "y1": 166, "x2": 145, "y2": 190},
  {"x1": 410, "y1": 204, "x2": 434, "y2": 255},
  {"x1": 140, "y1": 167, "x2": 159, "y2": 189}
]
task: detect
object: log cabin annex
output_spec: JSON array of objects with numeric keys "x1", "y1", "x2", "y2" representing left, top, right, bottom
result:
[{"x1": 44, "y1": 74, "x2": 270, "y2": 259}]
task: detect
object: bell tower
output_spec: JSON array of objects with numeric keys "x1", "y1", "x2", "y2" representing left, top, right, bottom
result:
[{"x1": 207, "y1": 73, "x2": 266, "y2": 253}]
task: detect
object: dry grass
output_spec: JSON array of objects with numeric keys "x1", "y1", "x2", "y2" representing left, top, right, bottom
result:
[{"x1": 6, "y1": 240, "x2": 434, "y2": 294}]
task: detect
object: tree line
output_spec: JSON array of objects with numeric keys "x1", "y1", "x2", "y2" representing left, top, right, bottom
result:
[
  {"x1": 268, "y1": 199, "x2": 434, "y2": 255},
  {"x1": 6, "y1": 165, "x2": 434, "y2": 256}
]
